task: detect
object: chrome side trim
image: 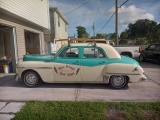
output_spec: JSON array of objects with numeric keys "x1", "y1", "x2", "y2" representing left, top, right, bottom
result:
[
  {"x1": 17, "y1": 67, "x2": 52, "y2": 69},
  {"x1": 106, "y1": 72, "x2": 140, "y2": 75}
]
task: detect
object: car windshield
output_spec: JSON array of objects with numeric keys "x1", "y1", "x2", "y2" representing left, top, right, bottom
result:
[{"x1": 55, "y1": 45, "x2": 66, "y2": 56}]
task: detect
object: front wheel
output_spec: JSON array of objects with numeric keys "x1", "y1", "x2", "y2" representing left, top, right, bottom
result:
[
  {"x1": 109, "y1": 75, "x2": 128, "y2": 89},
  {"x1": 22, "y1": 71, "x2": 42, "y2": 87}
]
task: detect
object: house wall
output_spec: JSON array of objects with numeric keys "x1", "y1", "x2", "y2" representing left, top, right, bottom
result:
[
  {"x1": 0, "y1": 12, "x2": 45, "y2": 61},
  {"x1": 53, "y1": 11, "x2": 68, "y2": 39},
  {"x1": 54, "y1": 11, "x2": 68, "y2": 50},
  {"x1": 44, "y1": 8, "x2": 68, "y2": 52},
  {"x1": 0, "y1": 0, "x2": 50, "y2": 29}
]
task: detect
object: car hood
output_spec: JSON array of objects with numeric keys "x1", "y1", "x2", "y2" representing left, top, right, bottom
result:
[{"x1": 23, "y1": 54, "x2": 55, "y2": 62}]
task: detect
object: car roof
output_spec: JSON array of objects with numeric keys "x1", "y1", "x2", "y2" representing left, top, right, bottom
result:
[{"x1": 63, "y1": 43, "x2": 121, "y2": 59}]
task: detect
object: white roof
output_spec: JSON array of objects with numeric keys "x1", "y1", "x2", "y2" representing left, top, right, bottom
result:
[{"x1": 67, "y1": 43, "x2": 121, "y2": 59}]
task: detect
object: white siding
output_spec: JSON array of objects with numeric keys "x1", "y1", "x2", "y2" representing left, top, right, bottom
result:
[
  {"x1": 0, "y1": 0, "x2": 50, "y2": 29},
  {"x1": 0, "y1": 13, "x2": 45, "y2": 61},
  {"x1": 54, "y1": 11, "x2": 68, "y2": 39},
  {"x1": 54, "y1": 11, "x2": 68, "y2": 50}
]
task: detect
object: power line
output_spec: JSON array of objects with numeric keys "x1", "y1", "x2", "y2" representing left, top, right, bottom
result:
[
  {"x1": 67, "y1": 8, "x2": 111, "y2": 20},
  {"x1": 64, "y1": 0, "x2": 92, "y2": 15},
  {"x1": 119, "y1": 0, "x2": 129, "y2": 8},
  {"x1": 96, "y1": 0, "x2": 129, "y2": 34},
  {"x1": 54, "y1": 0, "x2": 156, "y2": 21},
  {"x1": 96, "y1": 12, "x2": 115, "y2": 33}
]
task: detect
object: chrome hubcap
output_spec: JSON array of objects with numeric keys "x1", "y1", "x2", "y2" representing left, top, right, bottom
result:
[
  {"x1": 112, "y1": 76, "x2": 125, "y2": 86},
  {"x1": 25, "y1": 73, "x2": 37, "y2": 85}
]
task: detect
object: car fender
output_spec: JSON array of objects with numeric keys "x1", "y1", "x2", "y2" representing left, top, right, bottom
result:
[
  {"x1": 103, "y1": 63, "x2": 144, "y2": 82},
  {"x1": 17, "y1": 61, "x2": 54, "y2": 82}
]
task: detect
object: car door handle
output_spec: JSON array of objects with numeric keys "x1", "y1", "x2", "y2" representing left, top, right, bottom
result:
[
  {"x1": 99, "y1": 61, "x2": 106, "y2": 64},
  {"x1": 72, "y1": 61, "x2": 79, "y2": 65}
]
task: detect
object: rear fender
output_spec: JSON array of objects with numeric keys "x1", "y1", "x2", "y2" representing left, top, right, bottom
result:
[{"x1": 103, "y1": 63, "x2": 144, "y2": 82}]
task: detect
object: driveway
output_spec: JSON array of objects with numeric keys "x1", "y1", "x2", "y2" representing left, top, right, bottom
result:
[{"x1": 0, "y1": 62, "x2": 160, "y2": 102}]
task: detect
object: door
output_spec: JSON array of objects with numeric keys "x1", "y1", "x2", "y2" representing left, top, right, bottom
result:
[
  {"x1": 154, "y1": 44, "x2": 160, "y2": 60},
  {"x1": 24, "y1": 31, "x2": 40, "y2": 54},
  {"x1": 81, "y1": 47, "x2": 106, "y2": 82},
  {"x1": 145, "y1": 45, "x2": 155, "y2": 59},
  {"x1": 52, "y1": 47, "x2": 81, "y2": 82}
]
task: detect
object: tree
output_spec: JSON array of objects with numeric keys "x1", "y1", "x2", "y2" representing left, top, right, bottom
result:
[
  {"x1": 146, "y1": 23, "x2": 160, "y2": 42},
  {"x1": 76, "y1": 26, "x2": 89, "y2": 38},
  {"x1": 121, "y1": 19, "x2": 160, "y2": 44},
  {"x1": 120, "y1": 32, "x2": 128, "y2": 39},
  {"x1": 126, "y1": 19, "x2": 157, "y2": 39},
  {"x1": 135, "y1": 38, "x2": 146, "y2": 45},
  {"x1": 119, "y1": 39, "x2": 128, "y2": 45}
]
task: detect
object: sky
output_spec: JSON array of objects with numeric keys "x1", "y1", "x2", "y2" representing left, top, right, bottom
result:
[{"x1": 49, "y1": 0, "x2": 160, "y2": 37}]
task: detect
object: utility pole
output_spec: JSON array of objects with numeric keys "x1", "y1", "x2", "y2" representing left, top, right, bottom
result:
[
  {"x1": 92, "y1": 22, "x2": 95, "y2": 37},
  {"x1": 115, "y1": 0, "x2": 119, "y2": 46}
]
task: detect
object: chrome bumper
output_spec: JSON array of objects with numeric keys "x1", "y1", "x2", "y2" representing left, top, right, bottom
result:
[{"x1": 140, "y1": 74, "x2": 147, "y2": 82}]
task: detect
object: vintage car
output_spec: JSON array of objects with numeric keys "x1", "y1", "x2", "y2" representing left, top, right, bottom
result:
[{"x1": 16, "y1": 39, "x2": 147, "y2": 89}]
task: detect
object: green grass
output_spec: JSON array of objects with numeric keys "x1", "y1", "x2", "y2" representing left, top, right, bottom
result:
[{"x1": 13, "y1": 101, "x2": 160, "y2": 120}]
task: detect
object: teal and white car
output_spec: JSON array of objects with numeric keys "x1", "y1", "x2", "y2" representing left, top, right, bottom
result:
[{"x1": 16, "y1": 42, "x2": 147, "y2": 89}]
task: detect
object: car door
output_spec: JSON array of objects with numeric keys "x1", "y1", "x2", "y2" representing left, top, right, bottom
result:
[
  {"x1": 52, "y1": 47, "x2": 81, "y2": 82},
  {"x1": 81, "y1": 47, "x2": 107, "y2": 82},
  {"x1": 154, "y1": 44, "x2": 160, "y2": 60},
  {"x1": 145, "y1": 45, "x2": 155, "y2": 59}
]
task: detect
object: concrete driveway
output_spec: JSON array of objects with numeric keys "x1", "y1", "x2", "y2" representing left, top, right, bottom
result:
[{"x1": 0, "y1": 62, "x2": 159, "y2": 102}]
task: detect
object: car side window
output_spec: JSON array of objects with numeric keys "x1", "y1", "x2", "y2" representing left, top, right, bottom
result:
[
  {"x1": 83, "y1": 48, "x2": 105, "y2": 58},
  {"x1": 59, "y1": 47, "x2": 79, "y2": 58},
  {"x1": 148, "y1": 45, "x2": 155, "y2": 50}
]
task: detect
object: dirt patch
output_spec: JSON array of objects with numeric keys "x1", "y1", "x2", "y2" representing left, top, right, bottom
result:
[
  {"x1": 142, "y1": 110, "x2": 160, "y2": 120},
  {"x1": 106, "y1": 108, "x2": 126, "y2": 120}
]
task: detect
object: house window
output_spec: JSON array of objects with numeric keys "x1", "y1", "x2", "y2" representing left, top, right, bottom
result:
[
  {"x1": 58, "y1": 16, "x2": 60, "y2": 27},
  {"x1": 24, "y1": 31, "x2": 40, "y2": 54}
]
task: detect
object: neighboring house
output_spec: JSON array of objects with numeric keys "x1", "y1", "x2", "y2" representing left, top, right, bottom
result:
[
  {"x1": 0, "y1": 0, "x2": 50, "y2": 73},
  {"x1": 44, "y1": 7, "x2": 69, "y2": 53}
]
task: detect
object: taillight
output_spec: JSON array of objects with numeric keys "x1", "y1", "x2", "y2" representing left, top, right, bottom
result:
[{"x1": 139, "y1": 47, "x2": 141, "y2": 53}]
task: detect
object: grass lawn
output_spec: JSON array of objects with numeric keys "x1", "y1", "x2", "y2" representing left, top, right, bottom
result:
[{"x1": 13, "y1": 101, "x2": 160, "y2": 120}]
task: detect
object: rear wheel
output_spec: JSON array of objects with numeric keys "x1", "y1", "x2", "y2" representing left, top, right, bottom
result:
[
  {"x1": 109, "y1": 75, "x2": 128, "y2": 89},
  {"x1": 22, "y1": 70, "x2": 42, "y2": 87}
]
